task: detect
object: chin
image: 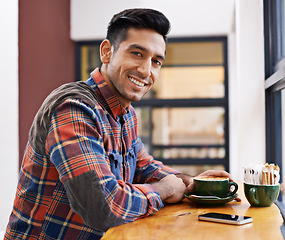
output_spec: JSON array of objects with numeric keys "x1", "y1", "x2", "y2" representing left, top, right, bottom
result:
[
  {"x1": 127, "y1": 93, "x2": 144, "y2": 102},
  {"x1": 130, "y1": 98, "x2": 141, "y2": 103},
  {"x1": 129, "y1": 96, "x2": 143, "y2": 103}
]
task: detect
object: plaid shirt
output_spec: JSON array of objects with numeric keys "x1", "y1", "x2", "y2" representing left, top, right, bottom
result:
[{"x1": 5, "y1": 68, "x2": 178, "y2": 240}]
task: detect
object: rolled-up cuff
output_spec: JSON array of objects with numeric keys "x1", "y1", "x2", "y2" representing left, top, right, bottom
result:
[{"x1": 134, "y1": 184, "x2": 164, "y2": 215}]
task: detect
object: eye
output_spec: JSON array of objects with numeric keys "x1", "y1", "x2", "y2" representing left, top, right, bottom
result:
[
  {"x1": 153, "y1": 59, "x2": 163, "y2": 67},
  {"x1": 131, "y1": 51, "x2": 142, "y2": 57}
]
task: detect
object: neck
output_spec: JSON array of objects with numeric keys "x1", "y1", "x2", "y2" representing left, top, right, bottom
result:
[{"x1": 100, "y1": 65, "x2": 130, "y2": 109}]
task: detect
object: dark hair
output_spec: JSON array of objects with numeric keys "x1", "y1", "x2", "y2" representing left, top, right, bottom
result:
[{"x1": 106, "y1": 8, "x2": 170, "y2": 51}]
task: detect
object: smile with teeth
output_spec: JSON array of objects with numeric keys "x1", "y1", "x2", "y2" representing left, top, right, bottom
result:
[{"x1": 129, "y1": 77, "x2": 146, "y2": 87}]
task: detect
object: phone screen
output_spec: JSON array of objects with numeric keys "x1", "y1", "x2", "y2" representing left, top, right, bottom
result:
[{"x1": 198, "y1": 212, "x2": 252, "y2": 225}]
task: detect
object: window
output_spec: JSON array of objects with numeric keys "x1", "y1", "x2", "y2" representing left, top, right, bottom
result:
[
  {"x1": 264, "y1": 0, "x2": 285, "y2": 202},
  {"x1": 76, "y1": 37, "x2": 229, "y2": 176}
]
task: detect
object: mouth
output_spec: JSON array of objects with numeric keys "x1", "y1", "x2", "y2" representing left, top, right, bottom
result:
[{"x1": 128, "y1": 76, "x2": 147, "y2": 87}]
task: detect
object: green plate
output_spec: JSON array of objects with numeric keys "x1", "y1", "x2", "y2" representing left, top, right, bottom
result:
[{"x1": 184, "y1": 193, "x2": 238, "y2": 205}]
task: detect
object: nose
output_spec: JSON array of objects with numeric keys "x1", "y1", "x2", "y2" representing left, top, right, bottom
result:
[{"x1": 137, "y1": 59, "x2": 151, "y2": 78}]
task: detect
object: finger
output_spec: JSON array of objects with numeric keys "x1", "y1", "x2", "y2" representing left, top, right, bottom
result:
[
  {"x1": 234, "y1": 197, "x2": 242, "y2": 202},
  {"x1": 185, "y1": 183, "x2": 195, "y2": 193}
]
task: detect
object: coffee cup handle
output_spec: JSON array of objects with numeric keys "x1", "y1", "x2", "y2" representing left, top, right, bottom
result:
[
  {"x1": 227, "y1": 182, "x2": 238, "y2": 196},
  {"x1": 248, "y1": 187, "x2": 259, "y2": 205}
]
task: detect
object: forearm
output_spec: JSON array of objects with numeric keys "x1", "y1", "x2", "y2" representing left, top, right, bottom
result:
[
  {"x1": 151, "y1": 179, "x2": 174, "y2": 201},
  {"x1": 64, "y1": 170, "x2": 163, "y2": 230},
  {"x1": 151, "y1": 174, "x2": 187, "y2": 203},
  {"x1": 64, "y1": 171, "x2": 124, "y2": 231}
]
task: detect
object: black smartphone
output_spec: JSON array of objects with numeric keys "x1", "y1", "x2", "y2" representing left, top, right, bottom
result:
[{"x1": 198, "y1": 212, "x2": 252, "y2": 225}]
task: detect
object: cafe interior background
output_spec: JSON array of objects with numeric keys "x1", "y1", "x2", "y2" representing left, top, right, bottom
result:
[{"x1": 1, "y1": 0, "x2": 284, "y2": 233}]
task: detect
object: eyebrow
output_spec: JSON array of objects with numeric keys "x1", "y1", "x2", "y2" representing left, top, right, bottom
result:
[{"x1": 127, "y1": 44, "x2": 166, "y2": 62}]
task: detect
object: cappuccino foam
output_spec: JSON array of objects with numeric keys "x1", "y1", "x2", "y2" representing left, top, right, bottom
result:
[{"x1": 195, "y1": 176, "x2": 229, "y2": 181}]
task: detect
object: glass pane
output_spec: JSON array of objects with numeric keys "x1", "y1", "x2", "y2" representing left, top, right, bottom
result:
[
  {"x1": 166, "y1": 164, "x2": 225, "y2": 176},
  {"x1": 152, "y1": 107, "x2": 225, "y2": 145},
  {"x1": 81, "y1": 45, "x2": 100, "y2": 81},
  {"x1": 152, "y1": 66, "x2": 224, "y2": 99},
  {"x1": 152, "y1": 147, "x2": 225, "y2": 159},
  {"x1": 280, "y1": 89, "x2": 285, "y2": 204},
  {"x1": 135, "y1": 107, "x2": 151, "y2": 151},
  {"x1": 164, "y1": 41, "x2": 224, "y2": 66},
  {"x1": 280, "y1": 0, "x2": 285, "y2": 57}
]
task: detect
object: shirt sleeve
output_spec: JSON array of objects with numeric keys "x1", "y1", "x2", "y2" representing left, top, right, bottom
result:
[
  {"x1": 45, "y1": 99, "x2": 164, "y2": 232},
  {"x1": 133, "y1": 137, "x2": 180, "y2": 184}
]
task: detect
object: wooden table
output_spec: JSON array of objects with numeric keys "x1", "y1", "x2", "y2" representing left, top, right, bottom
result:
[{"x1": 102, "y1": 181, "x2": 284, "y2": 240}]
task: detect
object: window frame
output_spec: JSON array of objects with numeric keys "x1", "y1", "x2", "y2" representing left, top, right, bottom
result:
[
  {"x1": 133, "y1": 36, "x2": 229, "y2": 171},
  {"x1": 264, "y1": 0, "x2": 284, "y2": 202},
  {"x1": 75, "y1": 36, "x2": 230, "y2": 172}
]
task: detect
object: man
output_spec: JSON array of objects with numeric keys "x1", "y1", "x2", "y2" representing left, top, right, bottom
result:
[{"x1": 5, "y1": 8, "x2": 230, "y2": 239}]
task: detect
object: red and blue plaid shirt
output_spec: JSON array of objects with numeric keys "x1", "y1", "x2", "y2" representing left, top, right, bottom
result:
[{"x1": 5, "y1": 68, "x2": 178, "y2": 239}]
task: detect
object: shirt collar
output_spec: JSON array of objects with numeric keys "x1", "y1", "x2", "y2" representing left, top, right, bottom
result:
[{"x1": 86, "y1": 68, "x2": 129, "y2": 120}]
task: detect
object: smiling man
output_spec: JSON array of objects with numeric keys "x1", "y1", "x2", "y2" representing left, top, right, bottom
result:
[
  {"x1": 101, "y1": 27, "x2": 165, "y2": 106},
  {"x1": 5, "y1": 8, "x2": 230, "y2": 240}
]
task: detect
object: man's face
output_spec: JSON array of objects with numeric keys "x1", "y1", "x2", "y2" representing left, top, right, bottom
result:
[{"x1": 103, "y1": 28, "x2": 166, "y2": 108}]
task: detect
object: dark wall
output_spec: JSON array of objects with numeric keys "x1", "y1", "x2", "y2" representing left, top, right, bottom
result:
[{"x1": 19, "y1": 0, "x2": 75, "y2": 166}]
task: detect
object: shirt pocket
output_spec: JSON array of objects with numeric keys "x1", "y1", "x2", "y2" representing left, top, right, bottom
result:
[
  {"x1": 109, "y1": 153, "x2": 123, "y2": 180},
  {"x1": 125, "y1": 144, "x2": 139, "y2": 183}
]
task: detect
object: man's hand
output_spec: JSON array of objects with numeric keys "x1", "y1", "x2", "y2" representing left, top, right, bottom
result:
[
  {"x1": 151, "y1": 174, "x2": 186, "y2": 203},
  {"x1": 152, "y1": 170, "x2": 235, "y2": 204},
  {"x1": 176, "y1": 170, "x2": 231, "y2": 193}
]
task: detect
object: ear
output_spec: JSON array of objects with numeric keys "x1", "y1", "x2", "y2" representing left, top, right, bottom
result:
[{"x1": 100, "y1": 39, "x2": 112, "y2": 63}]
